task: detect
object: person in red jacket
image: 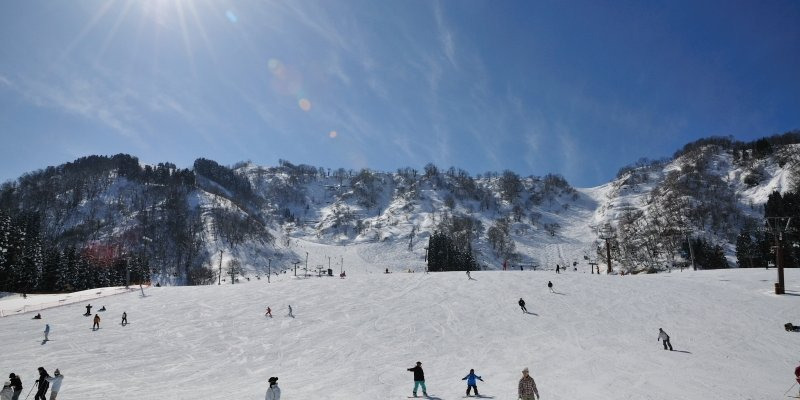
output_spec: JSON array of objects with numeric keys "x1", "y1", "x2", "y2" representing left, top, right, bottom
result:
[{"x1": 795, "y1": 363, "x2": 800, "y2": 396}]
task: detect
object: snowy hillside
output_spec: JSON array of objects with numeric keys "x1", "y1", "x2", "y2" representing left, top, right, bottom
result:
[{"x1": 2, "y1": 262, "x2": 799, "y2": 399}]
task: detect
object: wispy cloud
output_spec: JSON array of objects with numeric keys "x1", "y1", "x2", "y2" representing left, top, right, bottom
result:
[{"x1": 433, "y1": 0, "x2": 457, "y2": 67}]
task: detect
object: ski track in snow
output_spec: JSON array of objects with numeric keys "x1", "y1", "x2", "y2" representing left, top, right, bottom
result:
[{"x1": 0, "y1": 269, "x2": 798, "y2": 399}]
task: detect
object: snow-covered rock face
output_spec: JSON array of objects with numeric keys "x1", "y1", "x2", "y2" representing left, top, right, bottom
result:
[{"x1": 1, "y1": 268, "x2": 797, "y2": 399}]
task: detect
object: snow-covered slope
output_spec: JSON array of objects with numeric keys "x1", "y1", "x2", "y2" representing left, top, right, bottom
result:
[{"x1": 2, "y1": 266, "x2": 798, "y2": 399}]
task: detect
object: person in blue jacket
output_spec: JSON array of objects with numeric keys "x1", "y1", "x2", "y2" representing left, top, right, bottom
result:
[{"x1": 462, "y1": 368, "x2": 484, "y2": 396}]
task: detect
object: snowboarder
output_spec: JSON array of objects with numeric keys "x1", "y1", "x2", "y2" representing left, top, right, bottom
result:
[
  {"x1": 556, "y1": 264, "x2": 560, "y2": 274},
  {"x1": 33, "y1": 367, "x2": 50, "y2": 400},
  {"x1": 518, "y1": 298, "x2": 528, "y2": 313},
  {"x1": 265, "y1": 376, "x2": 281, "y2": 400},
  {"x1": 548, "y1": 281, "x2": 554, "y2": 293},
  {"x1": 407, "y1": 361, "x2": 427, "y2": 397},
  {"x1": 287, "y1": 305, "x2": 293, "y2": 318},
  {"x1": 98, "y1": 306, "x2": 106, "y2": 312},
  {"x1": 461, "y1": 368, "x2": 483, "y2": 396},
  {"x1": 658, "y1": 328, "x2": 673, "y2": 351},
  {"x1": 265, "y1": 307, "x2": 272, "y2": 318},
  {"x1": 32, "y1": 313, "x2": 41, "y2": 320},
  {"x1": 84, "y1": 304, "x2": 92, "y2": 316},
  {"x1": 121, "y1": 312, "x2": 128, "y2": 326},
  {"x1": 45, "y1": 369, "x2": 63, "y2": 400},
  {"x1": 92, "y1": 314, "x2": 100, "y2": 331},
  {"x1": 8, "y1": 373, "x2": 21, "y2": 400},
  {"x1": 518, "y1": 367, "x2": 539, "y2": 400},
  {"x1": 0, "y1": 381, "x2": 12, "y2": 400},
  {"x1": 43, "y1": 324, "x2": 50, "y2": 342}
]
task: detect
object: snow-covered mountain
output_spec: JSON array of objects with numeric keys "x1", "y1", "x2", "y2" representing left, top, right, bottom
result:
[{"x1": 1, "y1": 134, "x2": 798, "y2": 286}]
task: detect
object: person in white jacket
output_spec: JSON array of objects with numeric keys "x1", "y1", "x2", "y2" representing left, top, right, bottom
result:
[
  {"x1": 0, "y1": 381, "x2": 13, "y2": 400},
  {"x1": 45, "y1": 369, "x2": 63, "y2": 400},
  {"x1": 658, "y1": 328, "x2": 673, "y2": 351},
  {"x1": 265, "y1": 376, "x2": 281, "y2": 400}
]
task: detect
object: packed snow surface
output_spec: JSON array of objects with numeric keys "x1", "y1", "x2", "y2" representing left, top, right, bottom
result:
[{"x1": 1, "y1": 268, "x2": 799, "y2": 399}]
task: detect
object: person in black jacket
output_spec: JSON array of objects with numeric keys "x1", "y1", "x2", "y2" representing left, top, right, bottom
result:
[
  {"x1": 518, "y1": 298, "x2": 528, "y2": 313},
  {"x1": 34, "y1": 367, "x2": 50, "y2": 400},
  {"x1": 8, "y1": 373, "x2": 22, "y2": 400},
  {"x1": 406, "y1": 361, "x2": 427, "y2": 397}
]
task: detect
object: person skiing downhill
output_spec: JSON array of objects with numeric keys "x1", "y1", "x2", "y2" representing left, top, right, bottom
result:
[
  {"x1": 407, "y1": 361, "x2": 427, "y2": 397},
  {"x1": 518, "y1": 367, "x2": 539, "y2": 400},
  {"x1": 461, "y1": 368, "x2": 483, "y2": 397},
  {"x1": 287, "y1": 305, "x2": 293, "y2": 318},
  {"x1": 33, "y1": 367, "x2": 50, "y2": 400},
  {"x1": 265, "y1": 307, "x2": 272, "y2": 318},
  {"x1": 84, "y1": 304, "x2": 92, "y2": 316},
  {"x1": 518, "y1": 298, "x2": 528, "y2": 313},
  {"x1": 8, "y1": 373, "x2": 21, "y2": 400},
  {"x1": 556, "y1": 264, "x2": 560, "y2": 274},
  {"x1": 547, "y1": 281, "x2": 554, "y2": 293},
  {"x1": 92, "y1": 314, "x2": 100, "y2": 331},
  {"x1": 43, "y1": 324, "x2": 50, "y2": 341},
  {"x1": 658, "y1": 328, "x2": 673, "y2": 351},
  {"x1": 121, "y1": 312, "x2": 128, "y2": 326},
  {"x1": 265, "y1": 376, "x2": 281, "y2": 400},
  {"x1": 45, "y1": 369, "x2": 63, "y2": 400}
]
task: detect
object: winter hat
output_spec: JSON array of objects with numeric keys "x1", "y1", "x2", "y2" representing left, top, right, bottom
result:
[
  {"x1": 522, "y1": 367, "x2": 529, "y2": 373},
  {"x1": 268, "y1": 377, "x2": 278, "y2": 383},
  {"x1": 54, "y1": 369, "x2": 60, "y2": 375},
  {"x1": 7, "y1": 374, "x2": 13, "y2": 379}
]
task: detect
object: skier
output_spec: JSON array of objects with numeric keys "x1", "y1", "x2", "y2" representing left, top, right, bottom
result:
[
  {"x1": 518, "y1": 367, "x2": 539, "y2": 400},
  {"x1": 92, "y1": 314, "x2": 100, "y2": 331},
  {"x1": 556, "y1": 264, "x2": 560, "y2": 274},
  {"x1": 84, "y1": 304, "x2": 92, "y2": 316},
  {"x1": 287, "y1": 305, "x2": 293, "y2": 318},
  {"x1": 8, "y1": 373, "x2": 21, "y2": 400},
  {"x1": 795, "y1": 362, "x2": 800, "y2": 397},
  {"x1": 33, "y1": 367, "x2": 50, "y2": 400},
  {"x1": 265, "y1": 307, "x2": 272, "y2": 318},
  {"x1": 0, "y1": 381, "x2": 12, "y2": 400},
  {"x1": 657, "y1": 328, "x2": 673, "y2": 351},
  {"x1": 407, "y1": 361, "x2": 427, "y2": 397},
  {"x1": 461, "y1": 368, "x2": 483, "y2": 397},
  {"x1": 121, "y1": 312, "x2": 128, "y2": 326},
  {"x1": 518, "y1": 298, "x2": 528, "y2": 313},
  {"x1": 265, "y1": 376, "x2": 281, "y2": 400},
  {"x1": 45, "y1": 370, "x2": 63, "y2": 400},
  {"x1": 547, "y1": 281, "x2": 554, "y2": 293},
  {"x1": 43, "y1": 324, "x2": 50, "y2": 341},
  {"x1": 466, "y1": 270, "x2": 471, "y2": 280}
]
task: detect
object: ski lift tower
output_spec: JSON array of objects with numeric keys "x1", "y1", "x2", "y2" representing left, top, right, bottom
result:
[
  {"x1": 766, "y1": 217, "x2": 792, "y2": 295},
  {"x1": 599, "y1": 226, "x2": 614, "y2": 274}
]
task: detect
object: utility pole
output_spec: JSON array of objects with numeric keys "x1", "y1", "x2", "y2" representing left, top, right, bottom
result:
[
  {"x1": 599, "y1": 227, "x2": 613, "y2": 274},
  {"x1": 267, "y1": 259, "x2": 271, "y2": 283},
  {"x1": 293, "y1": 261, "x2": 300, "y2": 276},
  {"x1": 218, "y1": 250, "x2": 223, "y2": 285},
  {"x1": 305, "y1": 252, "x2": 309, "y2": 277},
  {"x1": 340, "y1": 256, "x2": 343, "y2": 275},
  {"x1": 767, "y1": 217, "x2": 792, "y2": 295},
  {"x1": 589, "y1": 262, "x2": 598, "y2": 274}
]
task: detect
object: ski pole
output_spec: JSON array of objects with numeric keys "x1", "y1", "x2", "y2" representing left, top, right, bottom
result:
[
  {"x1": 784, "y1": 382, "x2": 798, "y2": 396},
  {"x1": 23, "y1": 383, "x2": 35, "y2": 400}
]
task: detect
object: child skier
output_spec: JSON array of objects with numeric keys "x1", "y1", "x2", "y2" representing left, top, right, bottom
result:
[
  {"x1": 547, "y1": 281, "x2": 554, "y2": 293},
  {"x1": 406, "y1": 361, "x2": 427, "y2": 397},
  {"x1": 461, "y1": 368, "x2": 484, "y2": 396}
]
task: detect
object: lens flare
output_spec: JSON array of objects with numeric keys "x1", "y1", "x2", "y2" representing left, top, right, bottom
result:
[
  {"x1": 225, "y1": 10, "x2": 237, "y2": 23},
  {"x1": 329, "y1": 131, "x2": 338, "y2": 139},
  {"x1": 268, "y1": 58, "x2": 280, "y2": 72},
  {"x1": 298, "y1": 98, "x2": 312, "y2": 111}
]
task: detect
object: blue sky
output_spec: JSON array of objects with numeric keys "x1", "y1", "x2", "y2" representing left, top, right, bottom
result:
[{"x1": 1, "y1": 0, "x2": 798, "y2": 187}]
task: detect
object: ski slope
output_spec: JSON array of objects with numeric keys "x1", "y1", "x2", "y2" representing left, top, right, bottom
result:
[{"x1": 1, "y1": 268, "x2": 799, "y2": 399}]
